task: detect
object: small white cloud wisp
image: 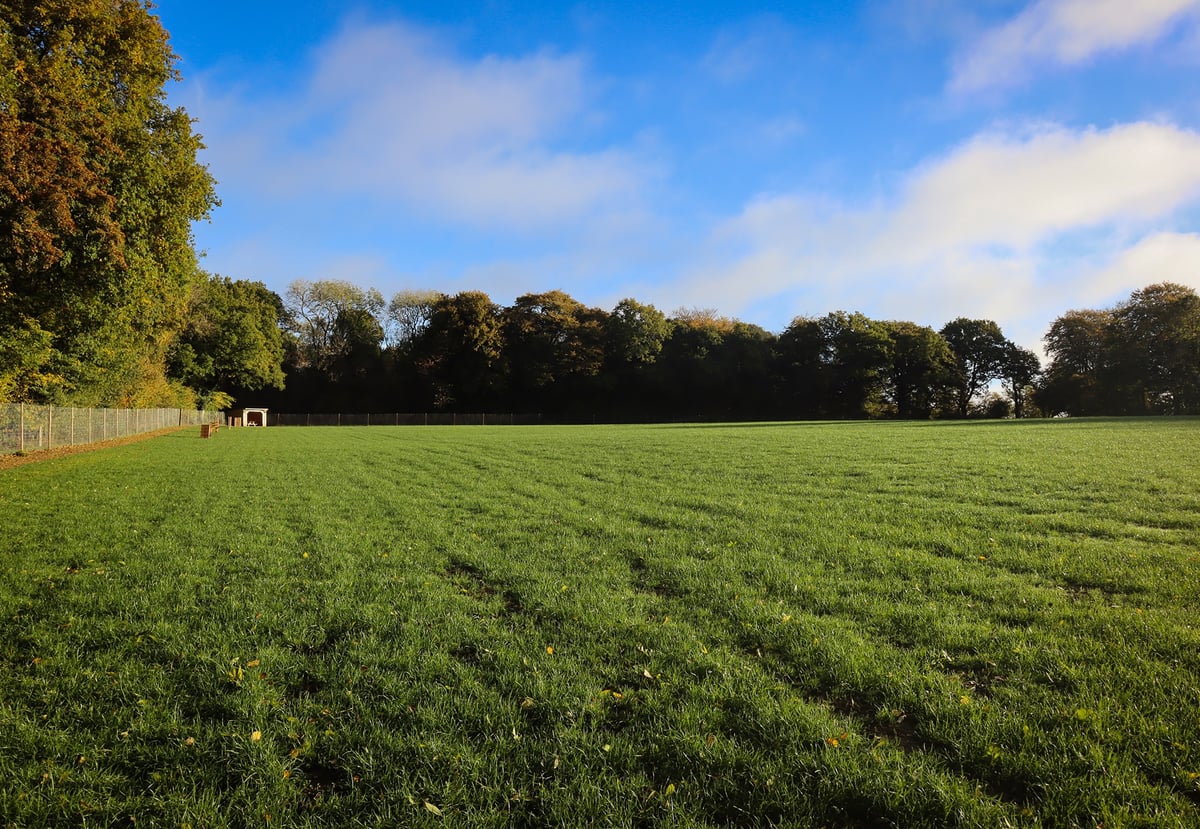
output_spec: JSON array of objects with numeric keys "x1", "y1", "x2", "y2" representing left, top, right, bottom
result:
[{"x1": 950, "y1": 0, "x2": 1200, "y2": 94}]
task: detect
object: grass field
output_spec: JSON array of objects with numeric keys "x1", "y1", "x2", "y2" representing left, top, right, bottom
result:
[{"x1": 1, "y1": 419, "x2": 1198, "y2": 827}]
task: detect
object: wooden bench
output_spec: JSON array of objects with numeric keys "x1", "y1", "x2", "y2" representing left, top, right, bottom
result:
[{"x1": 200, "y1": 422, "x2": 220, "y2": 438}]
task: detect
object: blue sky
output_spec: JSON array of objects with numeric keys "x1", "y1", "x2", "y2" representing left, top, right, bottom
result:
[{"x1": 155, "y1": 0, "x2": 1200, "y2": 350}]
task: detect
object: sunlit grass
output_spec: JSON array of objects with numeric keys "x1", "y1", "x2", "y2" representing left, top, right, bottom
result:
[{"x1": 1, "y1": 419, "x2": 1198, "y2": 826}]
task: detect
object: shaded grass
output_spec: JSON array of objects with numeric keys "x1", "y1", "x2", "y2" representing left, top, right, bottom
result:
[{"x1": 1, "y1": 419, "x2": 1199, "y2": 827}]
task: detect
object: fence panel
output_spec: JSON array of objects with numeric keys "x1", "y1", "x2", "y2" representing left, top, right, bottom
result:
[{"x1": 0, "y1": 405, "x2": 219, "y2": 455}]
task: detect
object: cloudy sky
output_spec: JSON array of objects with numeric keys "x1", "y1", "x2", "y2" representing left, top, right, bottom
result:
[{"x1": 156, "y1": 0, "x2": 1200, "y2": 350}]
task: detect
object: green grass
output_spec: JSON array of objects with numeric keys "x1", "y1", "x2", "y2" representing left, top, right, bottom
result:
[{"x1": 1, "y1": 419, "x2": 1199, "y2": 827}]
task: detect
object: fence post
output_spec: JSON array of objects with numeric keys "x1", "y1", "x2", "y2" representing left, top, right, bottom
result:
[
  {"x1": 19, "y1": 403, "x2": 24, "y2": 452},
  {"x1": 70, "y1": 407, "x2": 76, "y2": 446},
  {"x1": 47, "y1": 405, "x2": 53, "y2": 449}
]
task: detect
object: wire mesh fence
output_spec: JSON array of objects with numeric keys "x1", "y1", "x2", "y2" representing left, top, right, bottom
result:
[{"x1": 0, "y1": 405, "x2": 221, "y2": 455}]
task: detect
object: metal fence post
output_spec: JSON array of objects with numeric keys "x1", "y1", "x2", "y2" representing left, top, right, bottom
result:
[
  {"x1": 47, "y1": 406, "x2": 53, "y2": 449},
  {"x1": 19, "y1": 403, "x2": 24, "y2": 452}
]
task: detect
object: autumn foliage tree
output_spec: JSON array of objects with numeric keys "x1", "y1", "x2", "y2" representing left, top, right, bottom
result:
[
  {"x1": 0, "y1": 0, "x2": 217, "y2": 404},
  {"x1": 501, "y1": 291, "x2": 607, "y2": 413}
]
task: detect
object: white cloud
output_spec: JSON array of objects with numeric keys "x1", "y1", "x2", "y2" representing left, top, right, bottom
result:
[
  {"x1": 878, "y1": 122, "x2": 1200, "y2": 259},
  {"x1": 760, "y1": 116, "x2": 807, "y2": 144},
  {"x1": 1086, "y1": 231, "x2": 1200, "y2": 297},
  {"x1": 701, "y1": 17, "x2": 798, "y2": 84},
  {"x1": 950, "y1": 0, "x2": 1200, "y2": 93},
  {"x1": 188, "y1": 18, "x2": 647, "y2": 231},
  {"x1": 676, "y1": 121, "x2": 1200, "y2": 346}
]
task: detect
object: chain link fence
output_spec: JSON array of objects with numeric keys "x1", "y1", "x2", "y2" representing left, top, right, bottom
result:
[{"x1": 0, "y1": 405, "x2": 221, "y2": 455}]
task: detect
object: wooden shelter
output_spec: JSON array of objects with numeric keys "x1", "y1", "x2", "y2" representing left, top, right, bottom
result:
[{"x1": 229, "y1": 407, "x2": 269, "y2": 427}]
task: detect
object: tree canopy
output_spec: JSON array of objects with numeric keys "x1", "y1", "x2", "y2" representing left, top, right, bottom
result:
[
  {"x1": 167, "y1": 275, "x2": 286, "y2": 409},
  {"x1": 0, "y1": 0, "x2": 217, "y2": 405},
  {"x1": 1038, "y1": 283, "x2": 1200, "y2": 416}
]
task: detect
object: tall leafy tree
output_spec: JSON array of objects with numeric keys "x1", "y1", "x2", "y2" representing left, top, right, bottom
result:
[
  {"x1": 713, "y1": 321, "x2": 777, "y2": 419},
  {"x1": 1037, "y1": 309, "x2": 1114, "y2": 416},
  {"x1": 600, "y1": 298, "x2": 670, "y2": 418},
  {"x1": 820, "y1": 312, "x2": 894, "y2": 418},
  {"x1": 502, "y1": 291, "x2": 607, "y2": 413},
  {"x1": 167, "y1": 275, "x2": 286, "y2": 408},
  {"x1": 412, "y1": 291, "x2": 505, "y2": 410},
  {"x1": 0, "y1": 0, "x2": 217, "y2": 403},
  {"x1": 328, "y1": 305, "x2": 386, "y2": 408},
  {"x1": 883, "y1": 321, "x2": 955, "y2": 419},
  {"x1": 1039, "y1": 285, "x2": 1200, "y2": 416},
  {"x1": 939, "y1": 318, "x2": 1010, "y2": 417},
  {"x1": 606, "y1": 298, "x2": 670, "y2": 367},
  {"x1": 283, "y1": 279, "x2": 385, "y2": 373},
  {"x1": 1000, "y1": 343, "x2": 1041, "y2": 419},
  {"x1": 656, "y1": 310, "x2": 738, "y2": 419},
  {"x1": 1109, "y1": 282, "x2": 1200, "y2": 414},
  {"x1": 775, "y1": 312, "x2": 893, "y2": 418},
  {"x1": 385, "y1": 289, "x2": 443, "y2": 352},
  {"x1": 775, "y1": 316, "x2": 831, "y2": 417}
]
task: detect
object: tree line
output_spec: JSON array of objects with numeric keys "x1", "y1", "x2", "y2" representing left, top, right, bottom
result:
[
  {"x1": 2, "y1": 2, "x2": 1198, "y2": 420},
  {"x1": 172, "y1": 277, "x2": 1200, "y2": 421}
]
